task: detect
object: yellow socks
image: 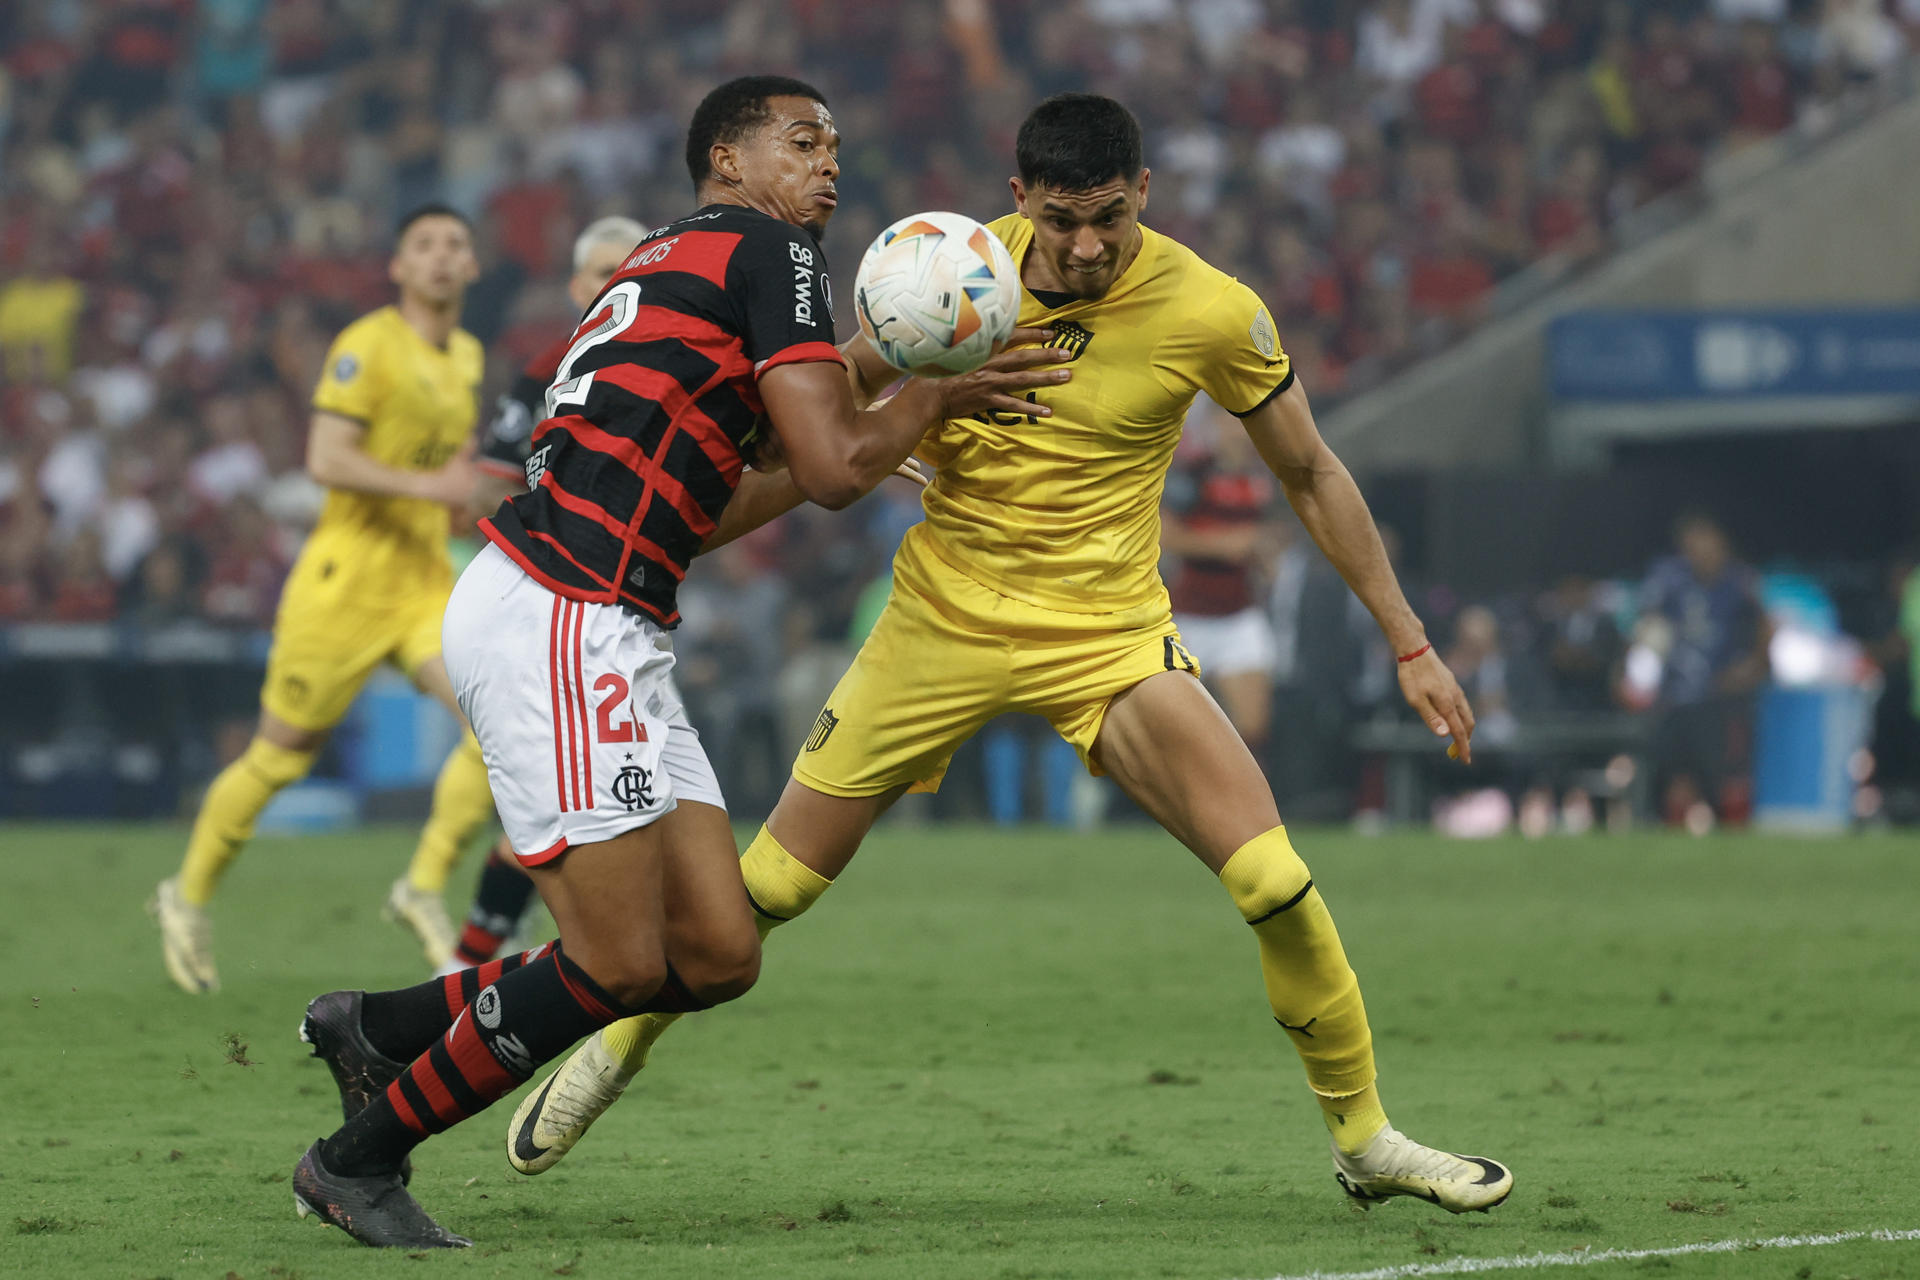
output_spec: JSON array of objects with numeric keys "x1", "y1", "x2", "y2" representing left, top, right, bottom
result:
[
  {"x1": 178, "y1": 737, "x2": 318, "y2": 904},
  {"x1": 404, "y1": 731, "x2": 493, "y2": 893},
  {"x1": 601, "y1": 825, "x2": 833, "y2": 1071},
  {"x1": 1218, "y1": 825, "x2": 1386, "y2": 1153}
]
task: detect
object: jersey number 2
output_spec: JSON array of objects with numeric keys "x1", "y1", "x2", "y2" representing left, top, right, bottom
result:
[
  {"x1": 548, "y1": 280, "x2": 643, "y2": 417},
  {"x1": 592, "y1": 673, "x2": 646, "y2": 743}
]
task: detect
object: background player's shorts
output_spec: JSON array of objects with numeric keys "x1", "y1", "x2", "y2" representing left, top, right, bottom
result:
[
  {"x1": 260, "y1": 553, "x2": 452, "y2": 730},
  {"x1": 793, "y1": 535, "x2": 1202, "y2": 798},
  {"x1": 443, "y1": 543, "x2": 723, "y2": 866},
  {"x1": 1173, "y1": 607, "x2": 1279, "y2": 679}
]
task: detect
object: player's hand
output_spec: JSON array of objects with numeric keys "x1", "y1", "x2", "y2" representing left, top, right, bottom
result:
[
  {"x1": 416, "y1": 444, "x2": 480, "y2": 508},
  {"x1": 1397, "y1": 647, "x2": 1476, "y2": 764},
  {"x1": 934, "y1": 327, "x2": 1073, "y2": 421}
]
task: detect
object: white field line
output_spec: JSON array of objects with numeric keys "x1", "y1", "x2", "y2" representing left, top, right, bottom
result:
[{"x1": 1253, "y1": 1226, "x2": 1920, "y2": 1280}]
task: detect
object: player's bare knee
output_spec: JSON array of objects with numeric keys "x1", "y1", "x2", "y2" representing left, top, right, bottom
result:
[{"x1": 576, "y1": 940, "x2": 670, "y2": 1010}]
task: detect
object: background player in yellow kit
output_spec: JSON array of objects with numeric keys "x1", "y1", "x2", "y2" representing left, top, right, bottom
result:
[
  {"x1": 152, "y1": 205, "x2": 497, "y2": 991},
  {"x1": 516, "y1": 94, "x2": 1511, "y2": 1213}
]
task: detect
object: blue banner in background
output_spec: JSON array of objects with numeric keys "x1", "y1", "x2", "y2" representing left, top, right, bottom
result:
[{"x1": 1548, "y1": 309, "x2": 1920, "y2": 401}]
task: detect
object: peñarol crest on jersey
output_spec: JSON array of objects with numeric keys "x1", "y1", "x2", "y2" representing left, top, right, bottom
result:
[
  {"x1": 805, "y1": 707, "x2": 840, "y2": 752},
  {"x1": 1052, "y1": 320, "x2": 1094, "y2": 361}
]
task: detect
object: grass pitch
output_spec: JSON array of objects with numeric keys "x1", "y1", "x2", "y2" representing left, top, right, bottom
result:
[{"x1": 4, "y1": 821, "x2": 1917, "y2": 1280}]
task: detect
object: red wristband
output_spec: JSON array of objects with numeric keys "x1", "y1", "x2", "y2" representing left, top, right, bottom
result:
[{"x1": 1397, "y1": 642, "x2": 1432, "y2": 664}]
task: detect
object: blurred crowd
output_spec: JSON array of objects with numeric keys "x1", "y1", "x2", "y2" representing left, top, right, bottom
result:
[{"x1": 2, "y1": 0, "x2": 1916, "y2": 631}]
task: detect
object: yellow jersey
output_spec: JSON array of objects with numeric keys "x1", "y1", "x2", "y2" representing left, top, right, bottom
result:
[
  {"x1": 304, "y1": 306, "x2": 483, "y2": 599},
  {"x1": 908, "y1": 216, "x2": 1292, "y2": 627}
]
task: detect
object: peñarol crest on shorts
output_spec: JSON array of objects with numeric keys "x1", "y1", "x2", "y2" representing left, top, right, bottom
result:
[{"x1": 805, "y1": 707, "x2": 840, "y2": 753}]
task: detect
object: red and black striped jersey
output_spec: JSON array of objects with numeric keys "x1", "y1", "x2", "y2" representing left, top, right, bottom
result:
[
  {"x1": 480, "y1": 204, "x2": 844, "y2": 627},
  {"x1": 476, "y1": 334, "x2": 569, "y2": 481}
]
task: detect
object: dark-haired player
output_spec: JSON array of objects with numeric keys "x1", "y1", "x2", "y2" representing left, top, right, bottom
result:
[
  {"x1": 288, "y1": 77, "x2": 1065, "y2": 1248},
  {"x1": 519, "y1": 93, "x2": 1514, "y2": 1215},
  {"x1": 153, "y1": 204, "x2": 496, "y2": 991}
]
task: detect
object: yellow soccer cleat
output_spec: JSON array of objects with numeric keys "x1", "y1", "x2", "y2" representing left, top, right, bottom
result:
[
  {"x1": 507, "y1": 1032, "x2": 632, "y2": 1175},
  {"x1": 149, "y1": 876, "x2": 220, "y2": 994},
  {"x1": 1331, "y1": 1126, "x2": 1513, "y2": 1213},
  {"x1": 383, "y1": 878, "x2": 457, "y2": 970}
]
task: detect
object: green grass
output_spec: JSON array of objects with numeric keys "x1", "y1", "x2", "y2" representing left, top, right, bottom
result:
[{"x1": 4, "y1": 821, "x2": 1918, "y2": 1279}]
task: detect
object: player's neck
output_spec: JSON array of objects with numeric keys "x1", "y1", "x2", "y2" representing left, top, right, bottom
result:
[{"x1": 396, "y1": 294, "x2": 460, "y2": 349}]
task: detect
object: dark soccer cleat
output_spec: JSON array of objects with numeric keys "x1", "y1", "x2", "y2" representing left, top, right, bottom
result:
[
  {"x1": 300, "y1": 990, "x2": 407, "y2": 1119},
  {"x1": 1330, "y1": 1126, "x2": 1514, "y2": 1213},
  {"x1": 299, "y1": 989, "x2": 413, "y2": 1184},
  {"x1": 292, "y1": 1141, "x2": 471, "y2": 1249}
]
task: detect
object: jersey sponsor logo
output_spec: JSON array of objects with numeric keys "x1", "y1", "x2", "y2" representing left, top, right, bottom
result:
[
  {"x1": 525, "y1": 443, "x2": 551, "y2": 490},
  {"x1": 1052, "y1": 320, "x2": 1094, "y2": 361},
  {"x1": 333, "y1": 353, "x2": 359, "y2": 382},
  {"x1": 791, "y1": 241, "x2": 819, "y2": 325},
  {"x1": 804, "y1": 707, "x2": 839, "y2": 752},
  {"x1": 1250, "y1": 307, "x2": 1278, "y2": 362},
  {"x1": 612, "y1": 763, "x2": 655, "y2": 811},
  {"x1": 627, "y1": 236, "x2": 680, "y2": 268}
]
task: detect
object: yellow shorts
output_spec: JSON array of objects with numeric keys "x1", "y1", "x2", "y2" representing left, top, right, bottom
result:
[
  {"x1": 793, "y1": 535, "x2": 1199, "y2": 797},
  {"x1": 260, "y1": 552, "x2": 453, "y2": 731}
]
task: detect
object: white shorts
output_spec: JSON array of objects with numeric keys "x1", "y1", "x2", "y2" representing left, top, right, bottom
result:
[
  {"x1": 443, "y1": 543, "x2": 724, "y2": 867},
  {"x1": 1173, "y1": 607, "x2": 1279, "y2": 679}
]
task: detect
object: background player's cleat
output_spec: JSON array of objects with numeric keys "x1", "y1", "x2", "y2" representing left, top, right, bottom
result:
[
  {"x1": 293, "y1": 1141, "x2": 470, "y2": 1249},
  {"x1": 384, "y1": 878, "x2": 457, "y2": 969},
  {"x1": 507, "y1": 1031, "x2": 633, "y2": 1174},
  {"x1": 149, "y1": 876, "x2": 219, "y2": 994},
  {"x1": 1330, "y1": 1126, "x2": 1513, "y2": 1213}
]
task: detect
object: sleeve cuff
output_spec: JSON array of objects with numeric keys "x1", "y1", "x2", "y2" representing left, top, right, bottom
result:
[
  {"x1": 1228, "y1": 368, "x2": 1296, "y2": 419},
  {"x1": 755, "y1": 341, "x2": 849, "y2": 378}
]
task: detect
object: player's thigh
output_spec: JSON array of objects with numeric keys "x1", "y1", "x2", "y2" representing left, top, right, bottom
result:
[
  {"x1": 767, "y1": 777, "x2": 909, "y2": 880},
  {"x1": 397, "y1": 582, "x2": 462, "y2": 718},
  {"x1": 1021, "y1": 615, "x2": 1202, "y2": 776},
  {"x1": 259, "y1": 592, "x2": 395, "y2": 732},
  {"x1": 790, "y1": 583, "x2": 1006, "y2": 805},
  {"x1": 655, "y1": 799, "x2": 759, "y2": 998},
  {"x1": 525, "y1": 822, "x2": 669, "y2": 1001},
  {"x1": 1093, "y1": 669, "x2": 1281, "y2": 874}
]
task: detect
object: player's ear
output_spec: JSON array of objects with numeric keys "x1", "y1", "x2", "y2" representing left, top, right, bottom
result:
[
  {"x1": 1135, "y1": 168, "x2": 1151, "y2": 215},
  {"x1": 709, "y1": 139, "x2": 743, "y2": 186},
  {"x1": 1009, "y1": 176, "x2": 1028, "y2": 217}
]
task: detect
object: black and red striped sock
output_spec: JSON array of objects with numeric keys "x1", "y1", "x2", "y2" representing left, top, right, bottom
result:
[
  {"x1": 320, "y1": 941, "x2": 624, "y2": 1177},
  {"x1": 453, "y1": 847, "x2": 537, "y2": 967},
  {"x1": 357, "y1": 944, "x2": 545, "y2": 1064}
]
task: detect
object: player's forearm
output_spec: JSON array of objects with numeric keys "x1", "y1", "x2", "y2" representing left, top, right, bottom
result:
[
  {"x1": 307, "y1": 438, "x2": 436, "y2": 501},
  {"x1": 698, "y1": 469, "x2": 806, "y2": 555},
  {"x1": 1279, "y1": 458, "x2": 1426, "y2": 655}
]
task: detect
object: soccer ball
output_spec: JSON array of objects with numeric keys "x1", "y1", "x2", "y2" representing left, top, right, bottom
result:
[{"x1": 854, "y1": 211, "x2": 1020, "y2": 377}]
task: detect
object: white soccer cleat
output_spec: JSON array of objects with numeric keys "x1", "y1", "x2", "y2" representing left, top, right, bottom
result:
[
  {"x1": 149, "y1": 876, "x2": 220, "y2": 994},
  {"x1": 507, "y1": 1032, "x2": 633, "y2": 1175},
  {"x1": 384, "y1": 878, "x2": 457, "y2": 970},
  {"x1": 1330, "y1": 1125, "x2": 1513, "y2": 1213}
]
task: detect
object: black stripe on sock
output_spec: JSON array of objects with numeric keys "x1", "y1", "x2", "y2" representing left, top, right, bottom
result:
[
  {"x1": 395, "y1": 1070, "x2": 438, "y2": 1133},
  {"x1": 1246, "y1": 879, "x2": 1314, "y2": 927},
  {"x1": 743, "y1": 890, "x2": 791, "y2": 924},
  {"x1": 425, "y1": 1037, "x2": 490, "y2": 1117},
  {"x1": 457, "y1": 969, "x2": 481, "y2": 1006}
]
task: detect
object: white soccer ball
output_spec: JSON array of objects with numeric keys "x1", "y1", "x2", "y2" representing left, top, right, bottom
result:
[{"x1": 854, "y1": 211, "x2": 1020, "y2": 377}]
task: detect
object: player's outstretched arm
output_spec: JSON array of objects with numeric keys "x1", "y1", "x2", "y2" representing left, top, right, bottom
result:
[
  {"x1": 307, "y1": 411, "x2": 477, "y2": 507},
  {"x1": 1240, "y1": 379, "x2": 1476, "y2": 761},
  {"x1": 760, "y1": 331, "x2": 1070, "y2": 510}
]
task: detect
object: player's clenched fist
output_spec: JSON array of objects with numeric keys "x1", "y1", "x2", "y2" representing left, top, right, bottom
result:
[{"x1": 932, "y1": 326, "x2": 1073, "y2": 420}]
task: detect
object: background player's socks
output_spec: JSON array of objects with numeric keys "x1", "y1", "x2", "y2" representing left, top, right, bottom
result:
[
  {"x1": 322, "y1": 942, "x2": 626, "y2": 1177},
  {"x1": 359, "y1": 945, "x2": 546, "y2": 1063},
  {"x1": 1318, "y1": 1081, "x2": 1390, "y2": 1155},
  {"x1": 600, "y1": 825, "x2": 832, "y2": 1072},
  {"x1": 454, "y1": 843, "x2": 537, "y2": 967},
  {"x1": 178, "y1": 738, "x2": 317, "y2": 903},
  {"x1": 1218, "y1": 826, "x2": 1382, "y2": 1118},
  {"x1": 403, "y1": 732, "x2": 493, "y2": 895}
]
